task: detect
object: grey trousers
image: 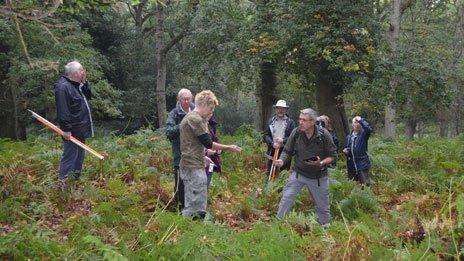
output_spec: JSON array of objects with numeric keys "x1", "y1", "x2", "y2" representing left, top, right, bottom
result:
[
  {"x1": 59, "y1": 139, "x2": 85, "y2": 180},
  {"x1": 180, "y1": 166, "x2": 207, "y2": 217},
  {"x1": 277, "y1": 171, "x2": 331, "y2": 225}
]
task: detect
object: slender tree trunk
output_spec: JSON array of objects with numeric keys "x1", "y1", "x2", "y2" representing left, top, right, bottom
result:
[
  {"x1": 256, "y1": 61, "x2": 277, "y2": 131},
  {"x1": 155, "y1": 4, "x2": 167, "y2": 128},
  {"x1": 0, "y1": 85, "x2": 26, "y2": 140},
  {"x1": 315, "y1": 74, "x2": 349, "y2": 147},
  {"x1": 404, "y1": 117, "x2": 416, "y2": 140},
  {"x1": 134, "y1": 2, "x2": 145, "y2": 50},
  {"x1": 437, "y1": 110, "x2": 449, "y2": 137},
  {"x1": 385, "y1": 0, "x2": 401, "y2": 139},
  {"x1": 449, "y1": 2, "x2": 464, "y2": 136}
]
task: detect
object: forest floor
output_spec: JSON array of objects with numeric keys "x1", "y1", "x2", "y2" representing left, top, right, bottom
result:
[{"x1": 0, "y1": 126, "x2": 463, "y2": 259}]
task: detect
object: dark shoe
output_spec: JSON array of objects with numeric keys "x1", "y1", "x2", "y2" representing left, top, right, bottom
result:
[
  {"x1": 69, "y1": 171, "x2": 81, "y2": 181},
  {"x1": 192, "y1": 211, "x2": 206, "y2": 220}
]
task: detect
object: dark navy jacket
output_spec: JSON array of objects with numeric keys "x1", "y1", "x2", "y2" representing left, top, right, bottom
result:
[
  {"x1": 344, "y1": 118, "x2": 372, "y2": 171},
  {"x1": 165, "y1": 102, "x2": 195, "y2": 167},
  {"x1": 54, "y1": 76, "x2": 93, "y2": 141}
]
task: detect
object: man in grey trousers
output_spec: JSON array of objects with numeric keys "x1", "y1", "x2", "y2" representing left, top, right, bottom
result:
[{"x1": 274, "y1": 108, "x2": 337, "y2": 226}]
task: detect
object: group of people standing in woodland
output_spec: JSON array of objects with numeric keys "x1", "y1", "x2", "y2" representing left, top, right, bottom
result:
[
  {"x1": 264, "y1": 100, "x2": 372, "y2": 226},
  {"x1": 164, "y1": 89, "x2": 373, "y2": 225},
  {"x1": 53, "y1": 61, "x2": 373, "y2": 227}
]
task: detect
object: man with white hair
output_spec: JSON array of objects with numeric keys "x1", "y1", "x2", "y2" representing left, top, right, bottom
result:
[
  {"x1": 166, "y1": 88, "x2": 194, "y2": 211},
  {"x1": 54, "y1": 60, "x2": 93, "y2": 191}
]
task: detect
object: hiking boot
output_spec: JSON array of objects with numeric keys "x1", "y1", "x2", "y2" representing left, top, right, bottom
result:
[
  {"x1": 69, "y1": 171, "x2": 81, "y2": 181},
  {"x1": 321, "y1": 223, "x2": 330, "y2": 230},
  {"x1": 204, "y1": 212, "x2": 215, "y2": 223},
  {"x1": 192, "y1": 211, "x2": 206, "y2": 221}
]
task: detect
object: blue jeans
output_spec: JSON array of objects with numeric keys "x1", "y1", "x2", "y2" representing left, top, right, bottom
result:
[{"x1": 58, "y1": 139, "x2": 85, "y2": 180}]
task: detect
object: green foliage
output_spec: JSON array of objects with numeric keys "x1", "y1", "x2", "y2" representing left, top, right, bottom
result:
[
  {"x1": 0, "y1": 226, "x2": 63, "y2": 259},
  {"x1": 82, "y1": 235, "x2": 128, "y2": 261},
  {"x1": 1, "y1": 106, "x2": 464, "y2": 259},
  {"x1": 0, "y1": 5, "x2": 122, "y2": 139},
  {"x1": 338, "y1": 188, "x2": 380, "y2": 221}
]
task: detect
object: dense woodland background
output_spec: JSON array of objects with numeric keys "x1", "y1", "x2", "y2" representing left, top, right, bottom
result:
[
  {"x1": 1, "y1": 1, "x2": 464, "y2": 259},
  {"x1": 0, "y1": 0, "x2": 463, "y2": 141}
]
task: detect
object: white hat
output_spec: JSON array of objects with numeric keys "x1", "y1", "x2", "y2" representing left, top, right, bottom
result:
[{"x1": 273, "y1": 100, "x2": 289, "y2": 108}]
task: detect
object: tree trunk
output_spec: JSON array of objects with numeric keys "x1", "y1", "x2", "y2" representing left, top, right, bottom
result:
[
  {"x1": 384, "y1": 0, "x2": 401, "y2": 139},
  {"x1": 0, "y1": 85, "x2": 26, "y2": 140},
  {"x1": 155, "y1": 4, "x2": 167, "y2": 128},
  {"x1": 255, "y1": 61, "x2": 277, "y2": 132},
  {"x1": 315, "y1": 75, "x2": 349, "y2": 148},
  {"x1": 437, "y1": 110, "x2": 449, "y2": 137},
  {"x1": 404, "y1": 117, "x2": 416, "y2": 140},
  {"x1": 449, "y1": 2, "x2": 464, "y2": 137}
]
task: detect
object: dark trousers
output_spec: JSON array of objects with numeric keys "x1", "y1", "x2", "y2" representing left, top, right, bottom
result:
[
  {"x1": 59, "y1": 139, "x2": 85, "y2": 180},
  {"x1": 348, "y1": 169, "x2": 371, "y2": 186},
  {"x1": 174, "y1": 166, "x2": 185, "y2": 210}
]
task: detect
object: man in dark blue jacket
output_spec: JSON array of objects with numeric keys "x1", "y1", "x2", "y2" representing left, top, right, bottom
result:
[
  {"x1": 54, "y1": 61, "x2": 93, "y2": 190},
  {"x1": 343, "y1": 116, "x2": 372, "y2": 186},
  {"x1": 166, "y1": 88, "x2": 194, "y2": 211}
]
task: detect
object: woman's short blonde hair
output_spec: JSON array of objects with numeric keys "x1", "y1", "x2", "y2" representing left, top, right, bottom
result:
[{"x1": 195, "y1": 90, "x2": 219, "y2": 108}]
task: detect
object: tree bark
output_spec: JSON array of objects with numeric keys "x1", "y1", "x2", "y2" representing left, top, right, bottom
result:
[
  {"x1": 315, "y1": 74, "x2": 349, "y2": 148},
  {"x1": 404, "y1": 117, "x2": 416, "y2": 140},
  {"x1": 0, "y1": 86, "x2": 26, "y2": 140},
  {"x1": 154, "y1": 1, "x2": 198, "y2": 128},
  {"x1": 154, "y1": 3, "x2": 167, "y2": 128},
  {"x1": 256, "y1": 61, "x2": 277, "y2": 131},
  {"x1": 449, "y1": 2, "x2": 464, "y2": 136},
  {"x1": 384, "y1": 0, "x2": 401, "y2": 139}
]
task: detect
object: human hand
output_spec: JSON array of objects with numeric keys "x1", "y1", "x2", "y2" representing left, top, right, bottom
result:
[
  {"x1": 354, "y1": 116, "x2": 362, "y2": 122},
  {"x1": 206, "y1": 149, "x2": 216, "y2": 156},
  {"x1": 228, "y1": 145, "x2": 242, "y2": 153},
  {"x1": 343, "y1": 148, "x2": 349, "y2": 154},
  {"x1": 204, "y1": 156, "x2": 214, "y2": 165},
  {"x1": 272, "y1": 142, "x2": 281, "y2": 149},
  {"x1": 63, "y1": 132, "x2": 71, "y2": 140},
  {"x1": 274, "y1": 159, "x2": 284, "y2": 167}
]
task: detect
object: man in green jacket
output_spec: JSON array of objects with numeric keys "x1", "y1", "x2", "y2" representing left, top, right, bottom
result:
[{"x1": 274, "y1": 108, "x2": 337, "y2": 226}]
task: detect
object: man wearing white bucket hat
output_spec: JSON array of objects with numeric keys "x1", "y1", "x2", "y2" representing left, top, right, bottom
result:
[{"x1": 264, "y1": 99, "x2": 296, "y2": 173}]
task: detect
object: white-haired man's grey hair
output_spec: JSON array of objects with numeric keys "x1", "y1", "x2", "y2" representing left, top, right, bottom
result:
[
  {"x1": 300, "y1": 108, "x2": 318, "y2": 121},
  {"x1": 177, "y1": 88, "x2": 192, "y2": 99},
  {"x1": 64, "y1": 61, "x2": 83, "y2": 76}
]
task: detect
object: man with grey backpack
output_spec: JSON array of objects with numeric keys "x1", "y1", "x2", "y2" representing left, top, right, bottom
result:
[{"x1": 274, "y1": 108, "x2": 337, "y2": 226}]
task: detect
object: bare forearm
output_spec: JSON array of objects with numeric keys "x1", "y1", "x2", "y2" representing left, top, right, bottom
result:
[{"x1": 212, "y1": 142, "x2": 232, "y2": 151}]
